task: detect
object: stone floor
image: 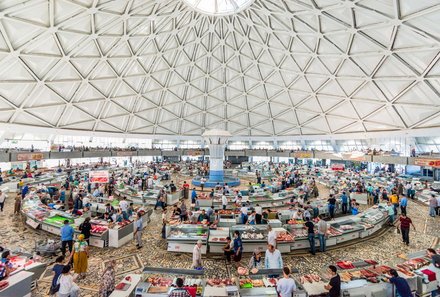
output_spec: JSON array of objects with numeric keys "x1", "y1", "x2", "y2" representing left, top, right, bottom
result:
[{"x1": 0, "y1": 180, "x2": 438, "y2": 296}]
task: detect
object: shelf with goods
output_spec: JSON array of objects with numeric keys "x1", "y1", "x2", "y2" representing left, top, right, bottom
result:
[
  {"x1": 166, "y1": 224, "x2": 209, "y2": 254},
  {"x1": 113, "y1": 186, "x2": 183, "y2": 206},
  {"x1": 135, "y1": 267, "x2": 205, "y2": 297},
  {"x1": 207, "y1": 228, "x2": 230, "y2": 253}
]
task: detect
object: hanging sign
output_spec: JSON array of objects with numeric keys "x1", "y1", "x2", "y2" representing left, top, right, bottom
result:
[
  {"x1": 414, "y1": 158, "x2": 440, "y2": 168},
  {"x1": 17, "y1": 153, "x2": 44, "y2": 161},
  {"x1": 89, "y1": 170, "x2": 110, "y2": 183},
  {"x1": 293, "y1": 151, "x2": 312, "y2": 158}
]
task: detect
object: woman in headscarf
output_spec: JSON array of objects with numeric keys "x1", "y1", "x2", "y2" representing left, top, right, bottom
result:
[
  {"x1": 69, "y1": 234, "x2": 89, "y2": 279},
  {"x1": 99, "y1": 260, "x2": 116, "y2": 297}
]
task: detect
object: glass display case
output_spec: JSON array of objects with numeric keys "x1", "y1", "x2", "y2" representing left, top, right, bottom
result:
[{"x1": 167, "y1": 224, "x2": 209, "y2": 253}]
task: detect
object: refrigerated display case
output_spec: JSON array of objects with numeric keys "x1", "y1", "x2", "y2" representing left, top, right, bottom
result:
[{"x1": 167, "y1": 224, "x2": 209, "y2": 253}]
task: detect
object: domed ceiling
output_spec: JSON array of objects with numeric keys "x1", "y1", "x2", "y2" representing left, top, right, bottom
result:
[{"x1": 0, "y1": 0, "x2": 439, "y2": 138}]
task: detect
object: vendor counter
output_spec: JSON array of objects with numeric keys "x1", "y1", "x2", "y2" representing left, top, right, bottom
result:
[
  {"x1": 114, "y1": 188, "x2": 182, "y2": 206},
  {"x1": 167, "y1": 205, "x2": 388, "y2": 254},
  {"x1": 22, "y1": 195, "x2": 152, "y2": 248},
  {"x1": 0, "y1": 271, "x2": 33, "y2": 297}
]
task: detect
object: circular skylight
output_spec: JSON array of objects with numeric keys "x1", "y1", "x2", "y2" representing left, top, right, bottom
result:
[{"x1": 183, "y1": 0, "x2": 254, "y2": 16}]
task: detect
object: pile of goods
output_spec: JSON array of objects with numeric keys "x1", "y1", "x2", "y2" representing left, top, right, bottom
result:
[
  {"x1": 276, "y1": 232, "x2": 294, "y2": 242},
  {"x1": 299, "y1": 274, "x2": 321, "y2": 284},
  {"x1": 0, "y1": 280, "x2": 9, "y2": 290},
  {"x1": 368, "y1": 265, "x2": 392, "y2": 275},
  {"x1": 117, "y1": 220, "x2": 131, "y2": 227},
  {"x1": 263, "y1": 278, "x2": 278, "y2": 287},
  {"x1": 218, "y1": 210, "x2": 239, "y2": 215},
  {"x1": 336, "y1": 261, "x2": 355, "y2": 270},
  {"x1": 206, "y1": 278, "x2": 235, "y2": 287},
  {"x1": 241, "y1": 231, "x2": 266, "y2": 240},
  {"x1": 237, "y1": 267, "x2": 249, "y2": 276},
  {"x1": 210, "y1": 237, "x2": 227, "y2": 242},
  {"x1": 287, "y1": 219, "x2": 304, "y2": 225},
  {"x1": 400, "y1": 258, "x2": 430, "y2": 270},
  {"x1": 339, "y1": 225, "x2": 354, "y2": 231},
  {"x1": 364, "y1": 259, "x2": 378, "y2": 265},
  {"x1": 239, "y1": 278, "x2": 253, "y2": 288},
  {"x1": 327, "y1": 227, "x2": 342, "y2": 236},
  {"x1": 90, "y1": 225, "x2": 108, "y2": 234},
  {"x1": 147, "y1": 277, "x2": 173, "y2": 287},
  {"x1": 291, "y1": 229, "x2": 308, "y2": 238}
]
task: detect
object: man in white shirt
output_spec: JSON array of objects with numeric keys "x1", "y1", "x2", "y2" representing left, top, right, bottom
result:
[
  {"x1": 222, "y1": 195, "x2": 228, "y2": 210},
  {"x1": 277, "y1": 266, "x2": 297, "y2": 297},
  {"x1": 317, "y1": 215, "x2": 329, "y2": 252},
  {"x1": 192, "y1": 240, "x2": 203, "y2": 269},
  {"x1": 240, "y1": 204, "x2": 248, "y2": 224},
  {"x1": 267, "y1": 225, "x2": 277, "y2": 248},
  {"x1": 0, "y1": 190, "x2": 5, "y2": 212},
  {"x1": 254, "y1": 204, "x2": 262, "y2": 224},
  {"x1": 265, "y1": 244, "x2": 283, "y2": 277},
  {"x1": 119, "y1": 197, "x2": 129, "y2": 220}
]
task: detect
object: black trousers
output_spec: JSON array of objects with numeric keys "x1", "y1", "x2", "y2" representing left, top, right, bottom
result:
[
  {"x1": 341, "y1": 203, "x2": 348, "y2": 214},
  {"x1": 61, "y1": 240, "x2": 73, "y2": 256},
  {"x1": 224, "y1": 250, "x2": 234, "y2": 262},
  {"x1": 400, "y1": 206, "x2": 407, "y2": 216},
  {"x1": 0, "y1": 202, "x2": 3, "y2": 212},
  {"x1": 401, "y1": 227, "x2": 410, "y2": 245},
  {"x1": 256, "y1": 214, "x2": 262, "y2": 224}
]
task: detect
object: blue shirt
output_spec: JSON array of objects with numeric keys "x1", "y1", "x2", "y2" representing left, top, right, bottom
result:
[
  {"x1": 390, "y1": 276, "x2": 412, "y2": 297},
  {"x1": 341, "y1": 194, "x2": 348, "y2": 204},
  {"x1": 233, "y1": 237, "x2": 243, "y2": 253},
  {"x1": 351, "y1": 208, "x2": 359, "y2": 215},
  {"x1": 52, "y1": 264, "x2": 64, "y2": 287},
  {"x1": 60, "y1": 224, "x2": 74, "y2": 241},
  {"x1": 191, "y1": 190, "x2": 197, "y2": 199},
  {"x1": 400, "y1": 197, "x2": 408, "y2": 207}
]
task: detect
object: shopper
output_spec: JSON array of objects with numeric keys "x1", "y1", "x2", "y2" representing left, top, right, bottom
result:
[
  {"x1": 255, "y1": 204, "x2": 262, "y2": 224},
  {"x1": 437, "y1": 195, "x2": 440, "y2": 216},
  {"x1": 265, "y1": 244, "x2": 283, "y2": 277},
  {"x1": 60, "y1": 220, "x2": 74, "y2": 257},
  {"x1": 191, "y1": 188, "x2": 197, "y2": 204},
  {"x1": 79, "y1": 217, "x2": 92, "y2": 244},
  {"x1": 200, "y1": 177, "x2": 206, "y2": 191},
  {"x1": 277, "y1": 266, "x2": 297, "y2": 297},
  {"x1": 180, "y1": 201, "x2": 187, "y2": 222},
  {"x1": 134, "y1": 212, "x2": 143, "y2": 248},
  {"x1": 327, "y1": 194, "x2": 336, "y2": 219},
  {"x1": 233, "y1": 231, "x2": 243, "y2": 264},
  {"x1": 399, "y1": 195, "x2": 408, "y2": 216},
  {"x1": 387, "y1": 269, "x2": 412, "y2": 297},
  {"x1": 304, "y1": 217, "x2": 316, "y2": 255},
  {"x1": 429, "y1": 194, "x2": 437, "y2": 217},
  {"x1": 0, "y1": 190, "x2": 5, "y2": 212},
  {"x1": 57, "y1": 265, "x2": 79, "y2": 297},
  {"x1": 70, "y1": 234, "x2": 89, "y2": 279},
  {"x1": 192, "y1": 240, "x2": 203, "y2": 269},
  {"x1": 98, "y1": 260, "x2": 116, "y2": 297},
  {"x1": 50, "y1": 256, "x2": 65, "y2": 295},
  {"x1": 395, "y1": 213, "x2": 416, "y2": 246},
  {"x1": 248, "y1": 249, "x2": 263, "y2": 269},
  {"x1": 317, "y1": 215, "x2": 328, "y2": 253},
  {"x1": 14, "y1": 193, "x2": 22, "y2": 215},
  {"x1": 168, "y1": 277, "x2": 190, "y2": 297},
  {"x1": 223, "y1": 237, "x2": 234, "y2": 263},
  {"x1": 386, "y1": 201, "x2": 395, "y2": 225},
  {"x1": 324, "y1": 265, "x2": 341, "y2": 297},
  {"x1": 240, "y1": 203, "x2": 248, "y2": 224},
  {"x1": 267, "y1": 225, "x2": 276, "y2": 247},
  {"x1": 340, "y1": 192, "x2": 348, "y2": 214},
  {"x1": 221, "y1": 194, "x2": 228, "y2": 210},
  {"x1": 390, "y1": 193, "x2": 399, "y2": 215},
  {"x1": 119, "y1": 197, "x2": 129, "y2": 220}
]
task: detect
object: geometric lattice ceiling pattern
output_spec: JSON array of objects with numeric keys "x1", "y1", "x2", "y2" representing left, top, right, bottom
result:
[{"x1": 0, "y1": 0, "x2": 439, "y2": 137}]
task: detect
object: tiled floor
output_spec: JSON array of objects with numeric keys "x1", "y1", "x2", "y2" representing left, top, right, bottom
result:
[{"x1": 0, "y1": 180, "x2": 438, "y2": 297}]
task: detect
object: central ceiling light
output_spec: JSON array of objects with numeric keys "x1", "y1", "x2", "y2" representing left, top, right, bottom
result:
[{"x1": 183, "y1": 0, "x2": 254, "y2": 16}]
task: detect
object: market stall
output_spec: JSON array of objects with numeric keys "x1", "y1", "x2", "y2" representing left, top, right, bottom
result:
[{"x1": 166, "y1": 224, "x2": 209, "y2": 253}]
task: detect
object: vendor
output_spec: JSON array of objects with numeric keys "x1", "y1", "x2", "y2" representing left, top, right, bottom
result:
[
  {"x1": 172, "y1": 205, "x2": 181, "y2": 217},
  {"x1": 386, "y1": 269, "x2": 412, "y2": 297},
  {"x1": 324, "y1": 265, "x2": 341, "y2": 297},
  {"x1": 197, "y1": 209, "x2": 209, "y2": 223},
  {"x1": 427, "y1": 248, "x2": 440, "y2": 289},
  {"x1": 248, "y1": 249, "x2": 262, "y2": 269},
  {"x1": 100, "y1": 212, "x2": 113, "y2": 222}
]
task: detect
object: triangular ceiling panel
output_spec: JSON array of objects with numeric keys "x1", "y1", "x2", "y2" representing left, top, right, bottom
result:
[{"x1": 0, "y1": 0, "x2": 438, "y2": 137}]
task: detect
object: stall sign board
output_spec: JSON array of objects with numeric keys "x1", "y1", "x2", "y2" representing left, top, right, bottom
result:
[
  {"x1": 17, "y1": 153, "x2": 44, "y2": 161},
  {"x1": 116, "y1": 151, "x2": 136, "y2": 157},
  {"x1": 293, "y1": 151, "x2": 312, "y2": 158},
  {"x1": 26, "y1": 218, "x2": 40, "y2": 229},
  {"x1": 414, "y1": 158, "x2": 440, "y2": 168},
  {"x1": 89, "y1": 170, "x2": 110, "y2": 183}
]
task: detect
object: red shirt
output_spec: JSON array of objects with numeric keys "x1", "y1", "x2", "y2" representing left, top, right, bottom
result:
[
  {"x1": 400, "y1": 217, "x2": 412, "y2": 229},
  {"x1": 183, "y1": 183, "x2": 189, "y2": 189}
]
